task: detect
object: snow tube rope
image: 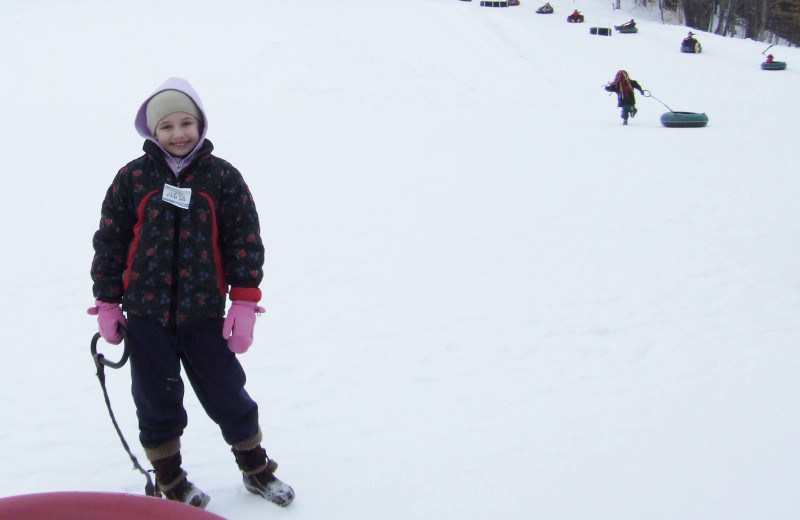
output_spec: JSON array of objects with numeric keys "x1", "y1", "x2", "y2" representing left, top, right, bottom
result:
[
  {"x1": 641, "y1": 90, "x2": 674, "y2": 112},
  {"x1": 91, "y1": 330, "x2": 156, "y2": 497}
]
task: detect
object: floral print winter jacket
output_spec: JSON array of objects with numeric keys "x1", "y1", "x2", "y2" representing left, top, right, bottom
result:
[{"x1": 91, "y1": 139, "x2": 264, "y2": 327}]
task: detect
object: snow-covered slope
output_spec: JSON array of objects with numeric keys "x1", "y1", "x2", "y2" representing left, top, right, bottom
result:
[{"x1": 1, "y1": 0, "x2": 798, "y2": 519}]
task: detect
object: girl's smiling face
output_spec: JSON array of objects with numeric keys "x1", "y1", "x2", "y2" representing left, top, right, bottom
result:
[{"x1": 154, "y1": 112, "x2": 200, "y2": 158}]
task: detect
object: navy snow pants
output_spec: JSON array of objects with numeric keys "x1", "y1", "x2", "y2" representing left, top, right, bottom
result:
[
  {"x1": 127, "y1": 315, "x2": 260, "y2": 449},
  {"x1": 620, "y1": 103, "x2": 636, "y2": 121}
]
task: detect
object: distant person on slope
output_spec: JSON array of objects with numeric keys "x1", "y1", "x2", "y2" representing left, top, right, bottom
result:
[
  {"x1": 683, "y1": 31, "x2": 699, "y2": 50},
  {"x1": 604, "y1": 70, "x2": 644, "y2": 125},
  {"x1": 537, "y1": 2, "x2": 554, "y2": 14}
]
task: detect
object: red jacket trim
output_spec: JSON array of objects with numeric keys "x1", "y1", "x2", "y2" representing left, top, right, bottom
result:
[
  {"x1": 124, "y1": 190, "x2": 158, "y2": 290},
  {"x1": 196, "y1": 191, "x2": 227, "y2": 297},
  {"x1": 229, "y1": 287, "x2": 262, "y2": 302}
]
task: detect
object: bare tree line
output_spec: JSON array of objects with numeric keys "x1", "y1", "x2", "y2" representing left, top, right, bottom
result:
[{"x1": 654, "y1": 0, "x2": 800, "y2": 45}]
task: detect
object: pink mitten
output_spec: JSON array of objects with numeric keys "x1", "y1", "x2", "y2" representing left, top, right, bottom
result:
[
  {"x1": 87, "y1": 300, "x2": 127, "y2": 345},
  {"x1": 222, "y1": 301, "x2": 266, "y2": 354}
]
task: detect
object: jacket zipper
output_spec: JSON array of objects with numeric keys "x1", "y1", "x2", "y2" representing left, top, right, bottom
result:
[{"x1": 169, "y1": 172, "x2": 184, "y2": 326}]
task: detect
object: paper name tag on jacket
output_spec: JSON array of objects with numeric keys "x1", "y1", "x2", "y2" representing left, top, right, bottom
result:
[{"x1": 162, "y1": 184, "x2": 191, "y2": 209}]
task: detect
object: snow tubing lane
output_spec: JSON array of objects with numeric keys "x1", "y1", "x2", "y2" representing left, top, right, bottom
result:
[
  {"x1": 660, "y1": 111, "x2": 709, "y2": 128},
  {"x1": 0, "y1": 492, "x2": 228, "y2": 520},
  {"x1": 761, "y1": 61, "x2": 787, "y2": 70}
]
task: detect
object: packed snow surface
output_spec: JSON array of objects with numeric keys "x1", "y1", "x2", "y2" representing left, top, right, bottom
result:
[{"x1": 1, "y1": 0, "x2": 799, "y2": 519}]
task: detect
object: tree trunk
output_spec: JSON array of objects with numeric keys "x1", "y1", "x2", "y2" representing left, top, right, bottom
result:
[
  {"x1": 744, "y1": 0, "x2": 768, "y2": 40},
  {"x1": 714, "y1": 0, "x2": 732, "y2": 34},
  {"x1": 682, "y1": 0, "x2": 716, "y2": 31}
]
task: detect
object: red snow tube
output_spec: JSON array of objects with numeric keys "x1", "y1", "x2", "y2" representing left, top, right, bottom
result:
[{"x1": 0, "y1": 492, "x2": 227, "y2": 520}]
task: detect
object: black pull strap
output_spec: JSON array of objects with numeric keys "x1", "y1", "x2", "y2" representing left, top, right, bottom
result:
[{"x1": 90, "y1": 330, "x2": 157, "y2": 497}]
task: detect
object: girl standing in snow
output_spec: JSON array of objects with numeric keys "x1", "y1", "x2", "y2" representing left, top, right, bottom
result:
[
  {"x1": 89, "y1": 77, "x2": 294, "y2": 509},
  {"x1": 604, "y1": 70, "x2": 644, "y2": 125}
]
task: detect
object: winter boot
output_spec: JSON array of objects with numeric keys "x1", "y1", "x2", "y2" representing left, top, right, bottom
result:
[
  {"x1": 232, "y1": 445, "x2": 295, "y2": 507},
  {"x1": 631, "y1": 106, "x2": 637, "y2": 118},
  {"x1": 623, "y1": 119, "x2": 628, "y2": 125},
  {"x1": 151, "y1": 452, "x2": 210, "y2": 509}
]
